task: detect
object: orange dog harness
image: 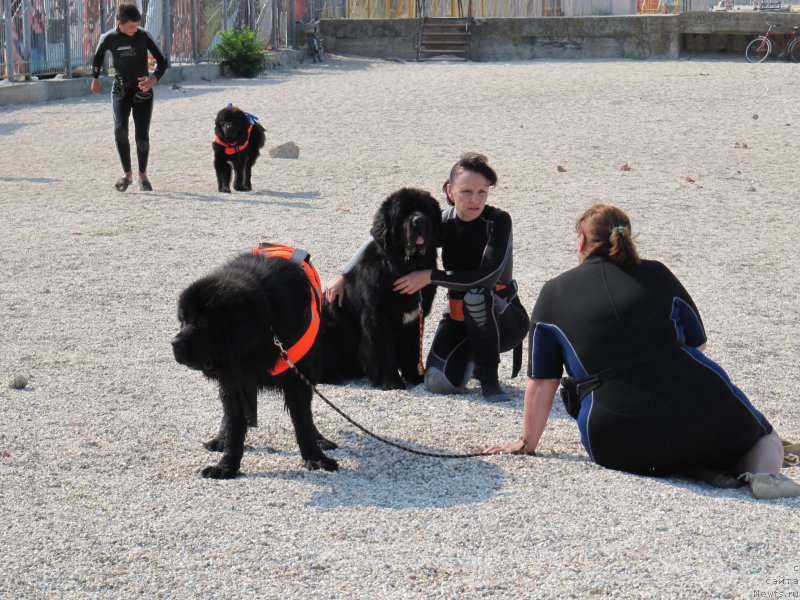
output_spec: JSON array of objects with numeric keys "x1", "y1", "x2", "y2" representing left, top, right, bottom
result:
[
  {"x1": 215, "y1": 123, "x2": 253, "y2": 155},
  {"x1": 252, "y1": 242, "x2": 322, "y2": 375}
]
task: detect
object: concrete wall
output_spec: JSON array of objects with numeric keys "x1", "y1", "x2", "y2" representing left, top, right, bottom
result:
[
  {"x1": 3, "y1": 13, "x2": 799, "y2": 107},
  {"x1": 321, "y1": 19, "x2": 421, "y2": 61},
  {"x1": 0, "y1": 64, "x2": 221, "y2": 108},
  {"x1": 0, "y1": 48, "x2": 307, "y2": 108},
  {"x1": 470, "y1": 16, "x2": 681, "y2": 59},
  {"x1": 320, "y1": 12, "x2": 800, "y2": 61}
]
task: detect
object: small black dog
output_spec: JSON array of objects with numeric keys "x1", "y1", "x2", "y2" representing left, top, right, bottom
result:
[
  {"x1": 213, "y1": 105, "x2": 266, "y2": 193},
  {"x1": 172, "y1": 245, "x2": 337, "y2": 479},
  {"x1": 320, "y1": 188, "x2": 442, "y2": 390}
]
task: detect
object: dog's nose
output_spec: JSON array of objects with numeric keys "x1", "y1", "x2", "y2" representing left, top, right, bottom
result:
[
  {"x1": 411, "y1": 214, "x2": 427, "y2": 227},
  {"x1": 171, "y1": 336, "x2": 185, "y2": 359}
]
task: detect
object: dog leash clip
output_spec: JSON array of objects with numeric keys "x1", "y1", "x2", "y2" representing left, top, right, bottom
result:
[{"x1": 272, "y1": 333, "x2": 287, "y2": 356}]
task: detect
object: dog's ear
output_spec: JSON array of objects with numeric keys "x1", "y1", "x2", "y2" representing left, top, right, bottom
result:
[{"x1": 370, "y1": 193, "x2": 396, "y2": 250}]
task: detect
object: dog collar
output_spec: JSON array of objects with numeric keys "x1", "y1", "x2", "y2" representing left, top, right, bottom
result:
[{"x1": 214, "y1": 124, "x2": 253, "y2": 155}]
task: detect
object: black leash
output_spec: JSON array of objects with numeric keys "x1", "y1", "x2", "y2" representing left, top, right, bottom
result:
[{"x1": 273, "y1": 334, "x2": 485, "y2": 459}]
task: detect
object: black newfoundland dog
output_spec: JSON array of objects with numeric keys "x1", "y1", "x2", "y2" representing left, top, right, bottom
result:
[
  {"x1": 213, "y1": 105, "x2": 266, "y2": 193},
  {"x1": 320, "y1": 188, "x2": 442, "y2": 390},
  {"x1": 172, "y1": 246, "x2": 337, "y2": 479}
]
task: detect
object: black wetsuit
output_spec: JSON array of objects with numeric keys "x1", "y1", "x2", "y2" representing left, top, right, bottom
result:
[
  {"x1": 92, "y1": 27, "x2": 168, "y2": 174},
  {"x1": 529, "y1": 254, "x2": 772, "y2": 476},
  {"x1": 426, "y1": 204, "x2": 529, "y2": 390}
]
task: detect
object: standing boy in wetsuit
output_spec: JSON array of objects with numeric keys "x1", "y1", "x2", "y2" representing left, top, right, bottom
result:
[{"x1": 90, "y1": 3, "x2": 168, "y2": 192}]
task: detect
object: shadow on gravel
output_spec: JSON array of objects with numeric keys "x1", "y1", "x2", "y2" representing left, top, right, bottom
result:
[
  {"x1": 0, "y1": 123, "x2": 27, "y2": 135},
  {"x1": 0, "y1": 176, "x2": 59, "y2": 183},
  {"x1": 158, "y1": 190, "x2": 321, "y2": 208},
  {"x1": 665, "y1": 475, "x2": 800, "y2": 505},
  {"x1": 244, "y1": 433, "x2": 506, "y2": 509}
]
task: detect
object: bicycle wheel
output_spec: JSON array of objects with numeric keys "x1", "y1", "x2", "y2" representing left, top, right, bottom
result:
[
  {"x1": 789, "y1": 38, "x2": 800, "y2": 63},
  {"x1": 745, "y1": 37, "x2": 772, "y2": 63},
  {"x1": 311, "y1": 36, "x2": 323, "y2": 63}
]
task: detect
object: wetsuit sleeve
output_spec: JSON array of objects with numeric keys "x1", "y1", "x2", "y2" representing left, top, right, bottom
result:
[
  {"x1": 654, "y1": 261, "x2": 707, "y2": 348},
  {"x1": 340, "y1": 238, "x2": 371, "y2": 275},
  {"x1": 145, "y1": 30, "x2": 169, "y2": 80},
  {"x1": 92, "y1": 33, "x2": 109, "y2": 78},
  {"x1": 430, "y1": 210, "x2": 512, "y2": 291},
  {"x1": 527, "y1": 279, "x2": 564, "y2": 379}
]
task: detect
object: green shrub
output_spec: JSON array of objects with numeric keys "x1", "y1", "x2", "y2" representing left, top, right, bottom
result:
[{"x1": 215, "y1": 27, "x2": 272, "y2": 78}]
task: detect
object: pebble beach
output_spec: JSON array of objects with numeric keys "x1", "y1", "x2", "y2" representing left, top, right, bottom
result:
[{"x1": 1, "y1": 56, "x2": 799, "y2": 598}]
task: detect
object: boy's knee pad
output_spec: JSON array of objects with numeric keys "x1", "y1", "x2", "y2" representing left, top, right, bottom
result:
[{"x1": 424, "y1": 362, "x2": 474, "y2": 394}]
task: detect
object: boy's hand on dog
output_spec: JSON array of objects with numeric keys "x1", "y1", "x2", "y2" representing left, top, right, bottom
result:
[{"x1": 325, "y1": 275, "x2": 346, "y2": 306}]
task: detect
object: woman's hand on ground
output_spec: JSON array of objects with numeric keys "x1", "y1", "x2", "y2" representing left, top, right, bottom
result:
[
  {"x1": 483, "y1": 437, "x2": 535, "y2": 455},
  {"x1": 325, "y1": 275, "x2": 346, "y2": 306},
  {"x1": 393, "y1": 270, "x2": 432, "y2": 295}
]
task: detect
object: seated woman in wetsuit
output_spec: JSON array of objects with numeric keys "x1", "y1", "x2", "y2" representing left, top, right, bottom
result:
[
  {"x1": 327, "y1": 153, "x2": 530, "y2": 402},
  {"x1": 484, "y1": 203, "x2": 799, "y2": 499}
]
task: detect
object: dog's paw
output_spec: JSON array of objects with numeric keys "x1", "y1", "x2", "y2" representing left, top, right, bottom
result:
[
  {"x1": 317, "y1": 436, "x2": 338, "y2": 451},
  {"x1": 219, "y1": 186, "x2": 231, "y2": 193},
  {"x1": 233, "y1": 184, "x2": 246, "y2": 191},
  {"x1": 304, "y1": 456, "x2": 339, "y2": 472},
  {"x1": 242, "y1": 184, "x2": 252, "y2": 191},
  {"x1": 200, "y1": 464, "x2": 239, "y2": 479},
  {"x1": 402, "y1": 371, "x2": 424, "y2": 386},
  {"x1": 379, "y1": 378, "x2": 405, "y2": 391},
  {"x1": 203, "y1": 437, "x2": 224, "y2": 452}
]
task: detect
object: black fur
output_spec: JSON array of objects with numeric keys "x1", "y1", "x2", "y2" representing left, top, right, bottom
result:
[
  {"x1": 172, "y1": 253, "x2": 337, "y2": 479},
  {"x1": 212, "y1": 106, "x2": 266, "y2": 193},
  {"x1": 320, "y1": 188, "x2": 442, "y2": 390}
]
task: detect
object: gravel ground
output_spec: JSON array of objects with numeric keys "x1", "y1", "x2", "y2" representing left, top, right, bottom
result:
[{"x1": 1, "y1": 56, "x2": 798, "y2": 599}]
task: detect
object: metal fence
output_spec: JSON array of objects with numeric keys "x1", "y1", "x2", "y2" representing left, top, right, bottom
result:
[
  {"x1": 327, "y1": 0, "x2": 721, "y2": 17},
  {"x1": 1, "y1": 0, "x2": 329, "y2": 80},
  {"x1": 1, "y1": 0, "x2": 751, "y2": 80}
]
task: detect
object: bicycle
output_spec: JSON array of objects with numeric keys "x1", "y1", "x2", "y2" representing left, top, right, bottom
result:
[
  {"x1": 745, "y1": 20, "x2": 800, "y2": 63},
  {"x1": 297, "y1": 20, "x2": 324, "y2": 64}
]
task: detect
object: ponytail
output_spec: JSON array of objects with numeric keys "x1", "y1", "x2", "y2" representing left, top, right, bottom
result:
[
  {"x1": 576, "y1": 204, "x2": 640, "y2": 266},
  {"x1": 607, "y1": 224, "x2": 639, "y2": 266}
]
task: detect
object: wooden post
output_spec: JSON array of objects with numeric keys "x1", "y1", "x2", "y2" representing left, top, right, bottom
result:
[
  {"x1": 100, "y1": 0, "x2": 107, "y2": 74},
  {"x1": 3, "y1": 0, "x2": 14, "y2": 80},
  {"x1": 271, "y1": 0, "x2": 277, "y2": 48},
  {"x1": 63, "y1": 0, "x2": 71, "y2": 77},
  {"x1": 164, "y1": 0, "x2": 172, "y2": 64},
  {"x1": 191, "y1": 0, "x2": 198, "y2": 62},
  {"x1": 23, "y1": 0, "x2": 32, "y2": 78}
]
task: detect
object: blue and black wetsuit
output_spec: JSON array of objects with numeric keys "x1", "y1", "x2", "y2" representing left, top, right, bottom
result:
[
  {"x1": 425, "y1": 204, "x2": 529, "y2": 393},
  {"x1": 92, "y1": 27, "x2": 168, "y2": 174},
  {"x1": 529, "y1": 254, "x2": 772, "y2": 476}
]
